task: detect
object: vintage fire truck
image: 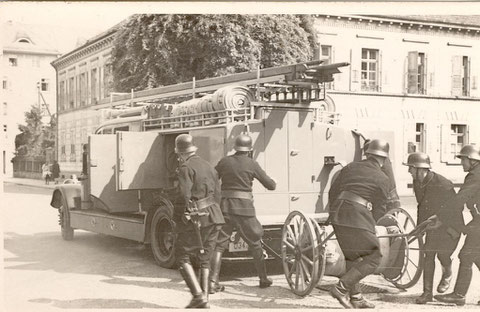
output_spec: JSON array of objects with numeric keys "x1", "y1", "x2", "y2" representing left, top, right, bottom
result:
[{"x1": 50, "y1": 60, "x2": 424, "y2": 296}]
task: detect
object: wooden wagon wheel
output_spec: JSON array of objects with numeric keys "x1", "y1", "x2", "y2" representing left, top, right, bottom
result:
[
  {"x1": 281, "y1": 211, "x2": 320, "y2": 296},
  {"x1": 383, "y1": 208, "x2": 424, "y2": 289}
]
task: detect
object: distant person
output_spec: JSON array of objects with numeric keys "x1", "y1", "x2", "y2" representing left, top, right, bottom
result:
[
  {"x1": 52, "y1": 160, "x2": 60, "y2": 184},
  {"x1": 82, "y1": 144, "x2": 88, "y2": 177},
  {"x1": 42, "y1": 163, "x2": 51, "y2": 185}
]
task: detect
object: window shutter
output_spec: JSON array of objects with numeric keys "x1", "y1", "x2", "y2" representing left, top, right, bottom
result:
[
  {"x1": 403, "y1": 121, "x2": 417, "y2": 156},
  {"x1": 407, "y1": 51, "x2": 419, "y2": 94},
  {"x1": 466, "y1": 124, "x2": 470, "y2": 144},
  {"x1": 350, "y1": 48, "x2": 360, "y2": 91},
  {"x1": 378, "y1": 50, "x2": 383, "y2": 92},
  {"x1": 451, "y1": 55, "x2": 462, "y2": 96},
  {"x1": 467, "y1": 57, "x2": 472, "y2": 96},
  {"x1": 440, "y1": 124, "x2": 451, "y2": 162},
  {"x1": 423, "y1": 53, "x2": 428, "y2": 94}
]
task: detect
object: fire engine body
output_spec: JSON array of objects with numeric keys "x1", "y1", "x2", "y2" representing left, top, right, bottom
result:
[{"x1": 50, "y1": 60, "x2": 395, "y2": 268}]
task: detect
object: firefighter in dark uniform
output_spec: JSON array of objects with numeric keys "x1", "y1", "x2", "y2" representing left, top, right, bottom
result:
[
  {"x1": 403, "y1": 152, "x2": 462, "y2": 304},
  {"x1": 209, "y1": 134, "x2": 276, "y2": 293},
  {"x1": 435, "y1": 144, "x2": 480, "y2": 306},
  {"x1": 174, "y1": 134, "x2": 225, "y2": 309},
  {"x1": 328, "y1": 139, "x2": 390, "y2": 309},
  {"x1": 364, "y1": 139, "x2": 401, "y2": 210}
]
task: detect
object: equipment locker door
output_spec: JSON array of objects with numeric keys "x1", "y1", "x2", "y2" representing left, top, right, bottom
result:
[
  {"x1": 288, "y1": 110, "x2": 316, "y2": 214},
  {"x1": 116, "y1": 131, "x2": 172, "y2": 190}
]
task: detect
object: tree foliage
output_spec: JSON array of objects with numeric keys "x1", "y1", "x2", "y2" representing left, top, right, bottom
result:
[
  {"x1": 15, "y1": 106, "x2": 56, "y2": 158},
  {"x1": 112, "y1": 14, "x2": 318, "y2": 91}
]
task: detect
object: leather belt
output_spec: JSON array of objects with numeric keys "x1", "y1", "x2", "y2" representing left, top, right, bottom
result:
[
  {"x1": 194, "y1": 196, "x2": 216, "y2": 210},
  {"x1": 221, "y1": 190, "x2": 253, "y2": 200},
  {"x1": 337, "y1": 191, "x2": 373, "y2": 211}
]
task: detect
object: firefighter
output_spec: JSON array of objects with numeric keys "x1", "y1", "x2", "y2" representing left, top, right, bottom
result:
[
  {"x1": 209, "y1": 133, "x2": 276, "y2": 293},
  {"x1": 328, "y1": 139, "x2": 390, "y2": 309},
  {"x1": 403, "y1": 152, "x2": 462, "y2": 304},
  {"x1": 435, "y1": 144, "x2": 480, "y2": 306},
  {"x1": 363, "y1": 139, "x2": 401, "y2": 210},
  {"x1": 173, "y1": 134, "x2": 225, "y2": 309}
]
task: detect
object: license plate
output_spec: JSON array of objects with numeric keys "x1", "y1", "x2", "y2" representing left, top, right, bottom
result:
[{"x1": 228, "y1": 234, "x2": 249, "y2": 252}]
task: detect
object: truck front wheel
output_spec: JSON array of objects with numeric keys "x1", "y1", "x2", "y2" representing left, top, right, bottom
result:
[
  {"x1": 150, "y1": 206, "x2": 176, "y2": 268},
  {"x1": 59, "y1": 197, "x2": 74, "y2": 240}
]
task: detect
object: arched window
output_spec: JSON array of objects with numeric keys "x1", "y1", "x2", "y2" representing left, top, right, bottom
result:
[{"x1": 16, "y1": 38, "x2": 31, "y2": 44}]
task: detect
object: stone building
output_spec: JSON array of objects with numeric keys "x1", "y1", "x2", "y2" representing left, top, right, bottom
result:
[{"x1": 1, "y1": 21, "x2": 60, "y2": 176}]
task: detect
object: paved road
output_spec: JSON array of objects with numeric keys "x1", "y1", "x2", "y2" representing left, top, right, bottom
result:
[{"x1": 3, "y1": 182, "x2": 480, "y2": 310}]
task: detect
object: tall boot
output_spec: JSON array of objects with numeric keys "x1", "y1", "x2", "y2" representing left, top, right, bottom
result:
[
  {"x1": 437, "y1": 263, "x2": 452, "y2": 293},
  {"x1": 350, "y1": 283, "x2": 375, "y2": 309},
  {"x1": 200, "y1": 268, "x2": 210, "y2": 308},
  {"x1": 252, "y1": 248, "x2": 272, "y2": 288},
  {"x1": 416, "y1": 263, "x2": 434, "y2": 304},
  {"x1": 209, "y1": 251, "x2": 225, "y2": 294},
  {"x1": 179, "y1": 263, "x2": 209, "y2": 309},
  {"x1": 330, "y1": 268, "x2": 364, "y2": 309}
]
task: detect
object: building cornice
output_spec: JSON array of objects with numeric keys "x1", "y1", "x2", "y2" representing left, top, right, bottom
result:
[
  {"x1": 317, "y1": 14, "x2": 480, "y2": 36},
  {"x1": 51, "y1": 31, "x2": 116, "y2": 70}
]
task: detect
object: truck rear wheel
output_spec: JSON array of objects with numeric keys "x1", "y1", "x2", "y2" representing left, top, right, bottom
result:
[
  {"x1": 59, "y1": 197, "x2": 74, "y2": 241},
  {"x1": 150, "y1": 205, "x2": 176, "y2": 268}
]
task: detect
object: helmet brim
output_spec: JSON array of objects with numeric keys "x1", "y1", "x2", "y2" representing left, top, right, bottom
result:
[{"x1": 175, "y1": 146, "x2": 198, "y2": 154}]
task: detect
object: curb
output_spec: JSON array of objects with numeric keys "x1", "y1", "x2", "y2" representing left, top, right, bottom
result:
[{"x1": 4, "y1": 181, "x2": 56, "y2": 191}]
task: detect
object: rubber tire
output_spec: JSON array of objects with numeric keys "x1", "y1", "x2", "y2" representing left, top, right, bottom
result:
[
  {"x1": 150, "y1": 205, "x2": 177, "y2": 268},
  {"x1": 60, "y1": 196, "x2": 74, "y2": 241}
]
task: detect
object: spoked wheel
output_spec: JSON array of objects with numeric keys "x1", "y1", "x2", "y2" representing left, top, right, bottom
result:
[
  {"x1": 281, "y1": 210, "x2": 320, "y2": 296},
  {"x1": 383, "y1": 208, "x2": 424, "y2": 289}
]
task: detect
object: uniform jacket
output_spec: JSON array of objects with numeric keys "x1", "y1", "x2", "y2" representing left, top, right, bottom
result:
[
  {"x1": 413, "y1": 171, "x2": 463, "y2": 231},
  {"x1": 443, "y1": 164, "x2": 480, "y2": 234},
  {"x1": 383, "y1": 158, "x2": 402, "y2": 210},
  {"x1": 215, "y1": 153, "x2": 276, "y2": 217},
  {"x1": 328, "y1": 158, "x2": 390, "y2": 233},
  {"x1": 175, "y1": 155, "x2": 224, "y2": 228}
]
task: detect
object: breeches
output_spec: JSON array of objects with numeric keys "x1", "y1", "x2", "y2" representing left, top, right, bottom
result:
[
  {"x1": 333, "y1": 225, "x2": 383, "y2": 278},
  {"x1": 215, "y1": 214, "x2": 264, "y2": 253},
  {"x1": 424, "y1": 229, "x2": 460, "y2": 265},
  {"x1": 176, "y1": 224, "x2": 221, "y2": 268}
]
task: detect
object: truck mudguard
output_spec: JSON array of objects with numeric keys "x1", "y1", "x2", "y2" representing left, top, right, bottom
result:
[{"x1": 50, "y1": 184, "x2": 82, "y2": 209}]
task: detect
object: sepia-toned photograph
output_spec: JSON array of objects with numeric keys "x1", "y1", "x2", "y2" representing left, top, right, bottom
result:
[{"x1": 1, "y1": 1, "x2": 480, "y2": 310}]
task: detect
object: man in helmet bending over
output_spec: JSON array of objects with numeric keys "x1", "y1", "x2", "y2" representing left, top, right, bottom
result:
[
  {"x1": 403, "y1": 152, "x2": 462, "y2": 304},
  {"x1": 328, "y1": 139, "x2": 391, "y2": 309},
  {"x1": 435, "y1": 144, "x2": 480, "y2": 306},
  {"x1": 209, "y1": 133, "x2": 276, "y2": 293}
]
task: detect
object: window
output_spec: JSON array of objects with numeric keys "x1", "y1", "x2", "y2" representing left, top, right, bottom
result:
[
  {"x1": 59, "y1": 81, "x2": 65, "y2": 111},
  {"x1": 9, "y1": 58, "x2": 17, "y2": 67},
  {"x1": 79, "y1": 73, "x2": 87, "y2": 106},
  {"x1": 103, "y1": 63, "x2": 113, "y2": 99},
  {"x1": 450, "y1": 124, "x2": 468, "y2": 160},
  {"x1": 415, "y1": 123, "x2": 425, "y2": 152},
  {"x1": 2, "y1": 79, "x2": 7, "y2": 89},
  {"x1": 68, "y1": 77, "x2": 75, "y2": 109},
  {"x1": 452, "y1": 55, "x2": 471, "y2": 97},
  {"x1": 407, "y1": 51, "x2": 427, "y2": 94},
  {"x1": 361, "y1": 48, "x2": 380, "y2": 92},
  {"x1": 91, "y1": 68, "x2": 98, "y2": 104},
  {"x1": 321, "y1": 45, "x2": 332, "y2": 65},
  {"x1": 3, "y1": 124, "x2": 6, "y2": 132},
  {"x1": 3, "y1": 102, "x2": 7, "y2": 116},
  {"x1": 40, "y1": 79, "x2": 49, "y2": 91}
]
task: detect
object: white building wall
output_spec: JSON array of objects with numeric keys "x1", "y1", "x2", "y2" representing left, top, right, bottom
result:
[{"x1": 315, "y1": 16, "x2": 480, "y2": 195}]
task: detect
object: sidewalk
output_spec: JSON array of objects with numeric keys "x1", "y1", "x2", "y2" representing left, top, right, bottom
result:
[{"x1": 3, "y1": 176, "x2": 57, "y2": 190}]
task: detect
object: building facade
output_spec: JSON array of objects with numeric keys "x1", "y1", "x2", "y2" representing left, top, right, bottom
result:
[
  {"x1": 314, "y1": 15, "x2": 480, "y2": 194},
  {"x1": 52, "y1": 15, "x2": 480, "y2": 194},
  {"x1": 1, "y1": 21, "x2": 60, "y2": 177},
  {"x1": 51, "y1": 27, "x2": 118, "y2": 175}
]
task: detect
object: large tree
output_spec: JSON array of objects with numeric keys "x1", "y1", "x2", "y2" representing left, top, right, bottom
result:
[
  {"x1": 112, "y1": 14, "x2": 318, "y2": 91},
  {"x1": 15, "y1": 106, "x2": 55, "y2": 157}
]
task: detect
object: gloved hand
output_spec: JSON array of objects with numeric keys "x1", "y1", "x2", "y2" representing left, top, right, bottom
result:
[{"x1": 425, "y1": 215, "x2": 442, "y2": 230}]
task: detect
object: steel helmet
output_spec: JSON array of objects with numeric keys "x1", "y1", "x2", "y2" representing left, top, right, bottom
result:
[
  {"x1": 175, "y1": 134, "x2": 197, "y2": 154},
  {"x1": 234, "y1": 134, "x2": 253, "y2": 152},
  {"x1": 456, "y1": 144, "x2": 480, "y2": 161},
  {"x1": 365, "y1": 139, "x2": 389, "y2": 158},
  {"x1": 403, "y1": 152, "x2": 431, "y2": 169}
]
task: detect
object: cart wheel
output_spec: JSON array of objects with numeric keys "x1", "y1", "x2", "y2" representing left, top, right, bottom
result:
[
  {"x1": 383, "y1": 208, "x2": 424, "y2": 289},
  {"x1": 311, "y1": 220, "x2": 327, "y2": 286},
  {"x1": 281, "y1": 210, "x2": 320, "y2": 296}
]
